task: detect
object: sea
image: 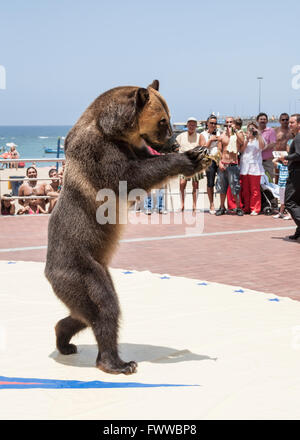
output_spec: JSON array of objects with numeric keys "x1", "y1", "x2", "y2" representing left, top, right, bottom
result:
[
  {"x1": 0, "y1": 126, "x2": 71, "y2": 167},
  {"x1": 0, "y1": 122, "x2": 281, "y2": 168}
]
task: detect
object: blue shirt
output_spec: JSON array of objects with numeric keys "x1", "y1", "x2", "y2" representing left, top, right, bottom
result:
[{"x1": 277, "y1": 163, "x2": 289, "y2": 187}]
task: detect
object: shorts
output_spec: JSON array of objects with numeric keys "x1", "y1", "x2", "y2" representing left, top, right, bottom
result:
[
  {"x1": 205, "y1": 160, "x2": 218, "y2": 188},
  {"x1": 216, "y1": 164, "x2": 240, "y2": 195},
  {"x1": 180, "y1": 172, "x2": 204, "y2": 182},
  {"x1": 279, "y1": 186, "x2": 286, "y2": 204}
]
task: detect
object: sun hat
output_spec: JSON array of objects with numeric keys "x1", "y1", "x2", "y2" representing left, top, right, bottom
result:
[{"x1": 187, "y1": 117, "x2": 197, "y2": 123}]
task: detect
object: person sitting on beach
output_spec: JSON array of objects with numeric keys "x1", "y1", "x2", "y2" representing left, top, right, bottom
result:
[
  {"x1": 199, "y1": 115, "x2": 222, "y2": 214},
  {"x1": 215, "y1": 116, "x2": 245, "y2": 216},
  {"x1": 1, "y1": 194, "x2": 15, "y2": 216},
  {"x1": 18, "y1": 166, "x2": 47, "y2": 214},
  {"x1": 176, "y1": 117, "x2": 203, "y2": 212},
  {"x1": 45, "y1": 168, "x2": 62, "y2": 213},
  {"x1": 9, "y1": 144, "x2": 20, "y2": 170}
]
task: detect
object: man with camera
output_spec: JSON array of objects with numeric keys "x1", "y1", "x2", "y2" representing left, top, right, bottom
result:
[
  {"x1": 282, "y1": 114, "x2": 300, "y2": 241},
  {"x1": 215, "y1": 117, "x2": 245, "y2": 216}
]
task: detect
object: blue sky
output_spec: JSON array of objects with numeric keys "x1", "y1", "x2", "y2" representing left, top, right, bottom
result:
[{"x1": 0, "y1": 0, "x2": 300, "y2": 125}]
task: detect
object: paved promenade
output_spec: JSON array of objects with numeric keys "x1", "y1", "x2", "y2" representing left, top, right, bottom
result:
[{"x1": 0, "y1": 212, "x2": 299, "y2": 300}]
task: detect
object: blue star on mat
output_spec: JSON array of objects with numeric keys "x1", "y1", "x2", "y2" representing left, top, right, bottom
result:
[
  {"x1": 0, "y1": 375, "x2": 199, "y2": 389},
  {"x1": 234, "y1": 289, "x2": 245, "y2": 293},
  {"x1": 197, "y1": 282, "x2": 208, "y2": 286},
  {"x1": 122, "y1": 271, "x2": 133, "y2": 275},
  {"x1": 268, "y1": 298, "x2": 280, "y2": 302},
  {"x1": 7, "y1": 262, "x2": 17, "y2": 264},
  {"x1": 160, "y1": 276, "x2": 170, "y2": 279}
]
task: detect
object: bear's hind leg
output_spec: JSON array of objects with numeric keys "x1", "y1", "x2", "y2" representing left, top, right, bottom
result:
[
  {"x1": 87, "y1": 264, "x2": 137, "y2": 375},
  {"x1": 55, "y1": 316, "x2": 87, "y2": 355}
]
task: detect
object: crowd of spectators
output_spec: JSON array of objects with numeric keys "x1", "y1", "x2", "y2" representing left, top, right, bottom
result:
[
  {"x1": 176, "y1": 112, "x2": 299, "y2": 221},
  {"x1": 0, "y1": 162, "x2": 65, "y2": 216}
]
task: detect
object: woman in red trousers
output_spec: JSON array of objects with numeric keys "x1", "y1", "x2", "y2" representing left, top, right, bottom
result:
[{"x1": 240, "y1": 122, "x2": 265, "y2": 215}]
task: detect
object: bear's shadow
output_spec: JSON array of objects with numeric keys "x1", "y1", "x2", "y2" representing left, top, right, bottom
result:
[{"x1": 49, "y1": 343, "x2": 217, "y2": 368}]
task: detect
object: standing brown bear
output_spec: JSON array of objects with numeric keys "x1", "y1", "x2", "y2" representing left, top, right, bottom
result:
[{"x1": 45, "y1": 80, "x2": 211, "y2": 375}]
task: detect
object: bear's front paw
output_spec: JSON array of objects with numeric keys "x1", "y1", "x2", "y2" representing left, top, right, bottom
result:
[{"x1": 184, "y1": 146, "x2": 212, "y2": 174}]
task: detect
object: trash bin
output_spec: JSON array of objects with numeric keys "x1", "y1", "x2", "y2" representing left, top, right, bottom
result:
[{"x1": 9, "y1": 176, "x2": 25, "y2": 196}]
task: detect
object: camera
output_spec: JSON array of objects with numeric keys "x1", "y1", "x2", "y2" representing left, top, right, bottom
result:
[{"x1": 250, "y1": 127, "x2": 258, "y2": 136}]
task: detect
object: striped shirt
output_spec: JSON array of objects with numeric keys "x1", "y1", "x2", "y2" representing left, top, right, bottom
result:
[{"x1": 277, "y1": 163, "x2": 289, "y2": 187}]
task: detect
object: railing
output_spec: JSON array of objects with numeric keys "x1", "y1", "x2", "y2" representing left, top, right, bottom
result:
[
  {"x1": 0, "y1": 158, "x2": 65, "y2": 216},
  {"x1": 0, "y1": 157, "x2": 214, "y2": 217}
]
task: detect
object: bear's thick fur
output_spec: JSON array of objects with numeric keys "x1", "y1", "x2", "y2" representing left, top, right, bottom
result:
[{"x1": 45, "y1": 80, "x2": 211, "y2": 374}]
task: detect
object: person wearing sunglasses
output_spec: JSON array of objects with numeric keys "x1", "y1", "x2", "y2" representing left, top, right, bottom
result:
[
  {"x1": 215, "y1": 116, "x2": 245, "y2": 216},
  {"x1": 199, "y1": 115, "x2": 222, "y2": 214},
  {"x1": 274, "y1": 113, "x2": 293, "y2": 184},
  {"x1": 256, "y1": 112, "x2": 277, "y2": 182}
]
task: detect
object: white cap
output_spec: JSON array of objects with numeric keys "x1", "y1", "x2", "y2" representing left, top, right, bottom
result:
[{"x1": 187, "y1": 117, "x2": 197, "y2": 123}]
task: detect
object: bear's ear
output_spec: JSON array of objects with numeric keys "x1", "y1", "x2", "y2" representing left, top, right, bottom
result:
[
  {"x1": 136, "y1": 88, "x2": 149, "y2": 110},
  {"x1": 148, "y1": 79, "x2": 159, "y2": 91},
  {"x1": 98, "y1": 88, "x2": 149, "y2": 138}
]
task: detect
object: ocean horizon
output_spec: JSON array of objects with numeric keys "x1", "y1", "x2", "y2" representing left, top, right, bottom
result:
[
  {"x1": 0, "y1": 121, "x2": 280, "y2": 166},
  {"x1": 0, "y1": 125, "x2": 71, "y2": 167}
]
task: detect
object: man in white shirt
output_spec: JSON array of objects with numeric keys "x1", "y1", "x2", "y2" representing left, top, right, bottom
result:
[{"x1": 176, "y1": 117, "x2": 202, "y2": 211}]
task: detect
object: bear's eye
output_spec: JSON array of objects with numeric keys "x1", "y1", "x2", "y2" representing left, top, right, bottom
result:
[{"x1": 159, "y1": 118, "x2": 167, "y2": 125}]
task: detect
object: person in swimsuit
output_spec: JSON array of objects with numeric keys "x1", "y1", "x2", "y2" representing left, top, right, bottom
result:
[
  {"x1": 274, "y1": 113, "x2": 293, "y2": 184},
  {"x1": 176, "y1": 117, "x2": 203, "y2": 212},
  {"x1": 45, "y1": 168, "x2": 61, "y2": 213},
  {"x1": 1, "y1": 194, "x2": 15, "y2": 215},
  {"x1": 18, "y1": 166, "x2": 47, "y2": 214}
]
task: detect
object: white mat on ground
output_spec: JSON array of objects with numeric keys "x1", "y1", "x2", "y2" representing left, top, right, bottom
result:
[{"x1": 1, "y1": 260, "x2": 300, "y2": 420}]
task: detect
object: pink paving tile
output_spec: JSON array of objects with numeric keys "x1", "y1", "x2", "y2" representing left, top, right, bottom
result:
[{"x1": 0, "y1": 213, "x2": 299, "y2": 300}]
